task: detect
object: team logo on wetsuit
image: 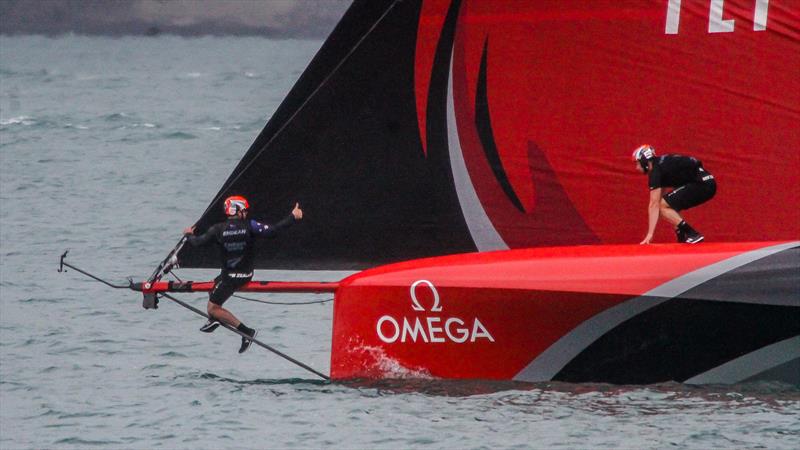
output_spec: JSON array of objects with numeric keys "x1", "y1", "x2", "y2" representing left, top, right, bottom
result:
[{"x1": 375, "y1": 280, "x2": 494, "y2": 344}]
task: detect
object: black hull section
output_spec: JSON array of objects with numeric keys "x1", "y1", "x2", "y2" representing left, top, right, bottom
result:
[
  {"x1": 556, "y1": 299, "x2": 799, "y2": 384},
  {"x1": 556, "y1": 247, "x2": 800, "y2": 384}
]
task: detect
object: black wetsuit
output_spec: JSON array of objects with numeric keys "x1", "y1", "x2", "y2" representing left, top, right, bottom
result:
[
  {"x1": 648, "y1": 154, "x2": 716, "y2": 211},
  {"x1": 187, "y1": 215, "x2": 295, "y2": 305}
]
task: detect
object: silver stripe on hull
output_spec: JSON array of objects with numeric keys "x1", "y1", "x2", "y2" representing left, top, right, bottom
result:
[
  {"x1": 514, "y1": 241, "x2": 800, "y2": 383},
  {"x1": 684, "y1": 336, "x2": 800, "y2": 384}
]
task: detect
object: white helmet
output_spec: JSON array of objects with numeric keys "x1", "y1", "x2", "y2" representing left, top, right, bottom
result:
[{"x1": 632, "y1": 145, "x2": 656, "y2": 172}]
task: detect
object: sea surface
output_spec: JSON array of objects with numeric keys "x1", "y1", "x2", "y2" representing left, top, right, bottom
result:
[{"x1": 1, "y1": 35, "x2": 798, "y2": 449}]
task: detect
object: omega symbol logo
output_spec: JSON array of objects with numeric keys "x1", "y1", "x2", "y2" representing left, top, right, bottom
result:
[
  {"x1": 410, "y1": 279, "x2": 442, "y2": 312},
  {"x1": 375, "y1": 280, "x2": 495, "y2": 344}
]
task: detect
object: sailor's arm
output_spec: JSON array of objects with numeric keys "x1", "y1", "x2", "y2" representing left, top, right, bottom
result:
[
  {"x1": 251, "y1": 203, "x2": 303, "y2": 238},
  {"x1": 183, "y1": 224, "x2": 218, "y2": 246},
  {"x1": 640, "y1": 188, "x2": 662, "y2": 244}
]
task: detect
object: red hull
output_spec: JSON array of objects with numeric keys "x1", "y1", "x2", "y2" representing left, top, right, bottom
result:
[{"x1": 330, "y1": 241, "x2": 799, "y2": 384}]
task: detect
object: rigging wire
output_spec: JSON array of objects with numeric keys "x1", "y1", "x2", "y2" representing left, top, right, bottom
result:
[
  {"x1": 158, "y1": 292, "x2": 330, "y2": 381},
  {"x1": 197, "y1": 0, "x2": 403, "y2": 220},
  {"x1": 165, "y1": 271, "x2": 333, "y2": 306},
  {"x1": 154, "y1": 1, "x2": 404, "y2": 273},
  {"x1": 232, "y1": 293, "x2": 333, "y2": 305}
]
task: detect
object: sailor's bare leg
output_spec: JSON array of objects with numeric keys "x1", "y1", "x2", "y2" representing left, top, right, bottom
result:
[
  {"x1": 207, "y1": 302, "x2": 241, "y2": 328},
  {"x1": 659, "y1": 198, "x2": 683, "y2": 228}
]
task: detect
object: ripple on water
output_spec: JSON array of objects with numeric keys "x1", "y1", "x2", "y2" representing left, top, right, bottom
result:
[
  {"x1": 103, "y1": 112, "x2": 133, "y2": 122},
  {"x1": 57, "y1": 411, "x2": 113, "y2": 419},
  {"x1": 0, "y1": 381, "x2": 35, "y2": 392},
  {"x1": 193, "y1": 372, "x2": 329, "y2": 388},
  {"x1": 54, "y1": 437, "x2": 122, "y2": 445},
  {"x1": 45, "y1": 345, "x2": 89, "y2": 354},
  {"x1": 142, "y1": 363, "x2": 169, "y2": 370},
  {"x1": 87, "y1": 338, "x2": 119, "y2": 344},
  {"x1": 19, "y1": 297, "x2": 61, "y2": 304},
  {"x1": 0, "y1": 116, "x2": 37, "y2": 126},
  {"x1": 39, "y1": 366, "x2": 60, "y2": 374},
  {"x1": 162, "y1": 131, "x2": 197, "y2": 140}
]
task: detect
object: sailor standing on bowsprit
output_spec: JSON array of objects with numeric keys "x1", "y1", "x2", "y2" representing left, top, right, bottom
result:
[
  {"x1": 183, "y1": 196, "x2": 303, "y2": 353},
  {"x1": 632, "y1": 145, "x2": 716, "y2": 244}
]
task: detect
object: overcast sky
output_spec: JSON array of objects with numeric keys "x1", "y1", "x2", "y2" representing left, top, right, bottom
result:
[{"x1": 0, "y1": 0, "x2": 352, "y2": 38}]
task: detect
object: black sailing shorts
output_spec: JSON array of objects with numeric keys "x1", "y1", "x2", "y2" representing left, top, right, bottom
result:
[
  {"x1": 209, "y1": 272, "x2": 252, "y2": 306},
  {"x1": 665, "y1": 178, "x2": 717, "y2": 212}
]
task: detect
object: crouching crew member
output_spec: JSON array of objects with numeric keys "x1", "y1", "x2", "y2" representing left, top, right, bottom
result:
[{"x1": 632, "y1": 145, "x2": 716, "y2": 244}]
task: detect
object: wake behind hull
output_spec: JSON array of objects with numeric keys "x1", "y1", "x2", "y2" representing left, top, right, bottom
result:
[{"x1": 330, "y1": 241, "x2": 800, "y2": 384}]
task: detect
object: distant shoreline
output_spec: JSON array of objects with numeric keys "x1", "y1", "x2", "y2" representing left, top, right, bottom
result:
[
  {"x1": 0, "y1": 26, "x2": 329, "y2": 40},
  {"x1": 0, "y1": 0, "x2": 349, "y2": 40},
  {"x1": 0, "y1": 23, "x2": 330, "y2": 40}
]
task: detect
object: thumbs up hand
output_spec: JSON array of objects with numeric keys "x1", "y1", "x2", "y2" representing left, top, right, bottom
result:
[{"x1": 292, "y1": 202, "x2": 303, "y2": 220}]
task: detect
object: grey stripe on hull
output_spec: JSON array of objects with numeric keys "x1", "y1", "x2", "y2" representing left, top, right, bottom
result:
[
  {"x1": 514, "y1": 241, "x2": 800, "y2": 382},
  {"x1": 446, "y1": 48, "x2": 508, "y2": 252},
  {"x1": 681, "y1": 245, "x2": 799, "y2": 307},
  {"x1": 684, "y1": 336, "x2": 800, "y2": 384}
]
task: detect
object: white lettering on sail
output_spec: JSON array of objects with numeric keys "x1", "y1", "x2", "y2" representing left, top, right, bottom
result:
[
  {"x1": 376, "y1": 280, "x2": 495, "y2": 344},
  {"x1": 665, "y1": 0, "x2": 681, "y2": 34},
  {"x1": 665, "y1": 0, "x2": 770, "y2": 34},
  {"x1": 709, "y1": 0, "x2": 735, "y2": 33},
  {"x1": 754, "y1": 0, "x2": 769, "y2": 31}
]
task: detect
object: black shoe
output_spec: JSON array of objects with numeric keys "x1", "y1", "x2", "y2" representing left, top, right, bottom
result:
[
  {"x1": 684, "y1": 228, "x2": 704, "y2": 244},
  {"x1": 238, "y1": 329, "x2": 257, "y2": 354},
  {"x1": 200, "y1": 319, "x2": 220, "y2": 333},
  {"x1": 675, "y1": 228, "x2": 686, "y2": 243}
]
